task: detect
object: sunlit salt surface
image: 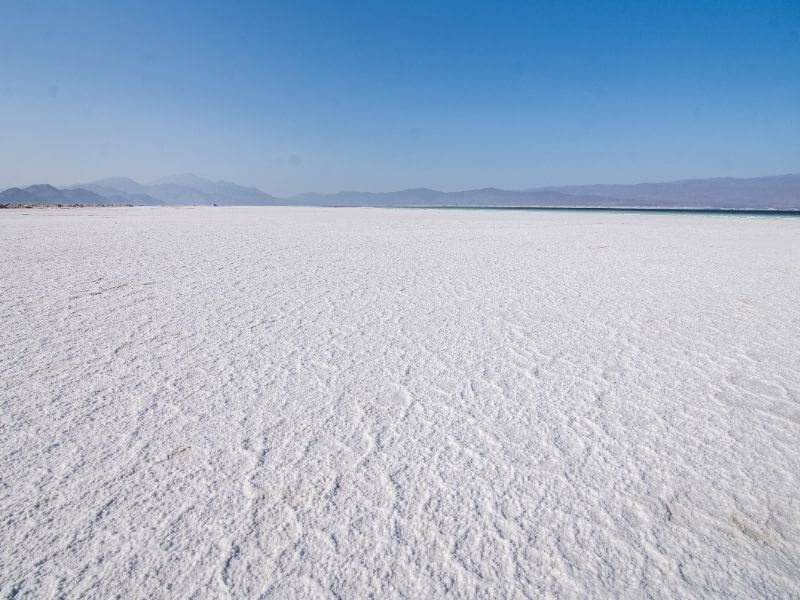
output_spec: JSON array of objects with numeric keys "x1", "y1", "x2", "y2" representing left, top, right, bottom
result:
[{"x1": 1, "y1": 206, "x2": 799, "y2": 598}]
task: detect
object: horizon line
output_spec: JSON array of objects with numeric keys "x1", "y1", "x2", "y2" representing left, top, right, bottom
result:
[{"x1": 5, "y1": 170, "x2": 797, "y2": 198}]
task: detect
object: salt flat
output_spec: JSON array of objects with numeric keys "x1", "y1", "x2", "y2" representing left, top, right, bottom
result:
[{"x1": 1, "y1": 206, "x2": 799, "y2": 598}]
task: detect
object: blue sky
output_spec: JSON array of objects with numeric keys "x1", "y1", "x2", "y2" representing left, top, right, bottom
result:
[{"x1": 1, "y1": 0, "x2": 798, "y2": 195}]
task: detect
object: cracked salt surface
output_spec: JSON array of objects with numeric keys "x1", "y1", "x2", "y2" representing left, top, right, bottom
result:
[{"x1": 1, "y1": 206, "x2": 799, "y2": 598}]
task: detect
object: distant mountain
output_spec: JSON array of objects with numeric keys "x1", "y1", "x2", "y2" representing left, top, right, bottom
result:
[
  {"x1": 25, "y1": 184, "x2": 67, "y2": 203},
  {"x1": 61, "y1": 188, "x2": 125, "y2": 204},
  {"x1": 75, "y1": 183, "x2": 165, "y2": 205},
  {"x1": 0, "y1": 184, "x2": 140, "y2": 206},
  {"x1": 4, "y1": 173, "x2": 799, "y2": 209},
  {"x1": 540, "y1": 174, "x2": 800, "y2": 210},
  {"x1": 289, "y1": 175, "x2": 800, "y2": 209},
  {"x1": 0, "y1": 187, "x2": 41, "y2": 205},
  {"x1": 85, "y1": 177, "x2": 144, "y2": 195},
  {"x1": 77, "y1": 174, "x2": 278, "y2": 205}
]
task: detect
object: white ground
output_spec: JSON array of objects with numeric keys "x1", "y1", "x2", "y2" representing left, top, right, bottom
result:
[{"x1": 1, "y1": 207, "x2": 799, "y2": 599}]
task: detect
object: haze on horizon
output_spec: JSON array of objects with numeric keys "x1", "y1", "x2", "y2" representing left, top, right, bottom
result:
[{"x1": 1, "y1": 1, "x2": 798, "y2": 196}]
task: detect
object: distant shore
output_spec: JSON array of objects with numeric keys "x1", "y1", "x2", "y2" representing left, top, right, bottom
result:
[{"x1": 0, "y1": 203, "x2": 135, "y2": 209}]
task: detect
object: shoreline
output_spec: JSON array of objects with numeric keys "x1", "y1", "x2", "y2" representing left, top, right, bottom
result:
[{"x1": 3, "y1": 203, "x2": 799, "y2": 216}]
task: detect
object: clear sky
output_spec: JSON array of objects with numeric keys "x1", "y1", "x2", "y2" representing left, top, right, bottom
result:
[{"x1": 1, "y1": 1, "x2": 798, "y2": 195}]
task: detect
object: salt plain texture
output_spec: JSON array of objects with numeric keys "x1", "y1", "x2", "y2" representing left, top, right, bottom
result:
[{"x1": 1, "y1": 206, "x2": 799, "y2": 599}]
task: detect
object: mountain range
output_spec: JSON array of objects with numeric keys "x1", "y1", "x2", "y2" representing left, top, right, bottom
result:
[
  {"x1": 0, "y1": 184, "x2": 166, "y2": 207},
  {"x1": 2, "y1": 174, "x2": 799, "y2": 210}
]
